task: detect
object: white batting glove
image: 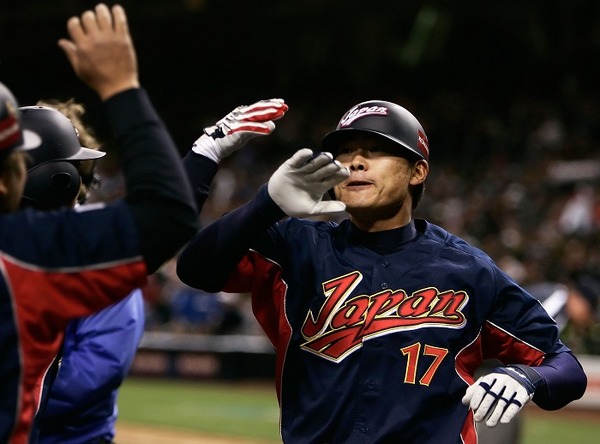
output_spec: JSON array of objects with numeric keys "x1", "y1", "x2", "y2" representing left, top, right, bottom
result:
[
  {"x1": 192, "y1": 98, "x2": 288, "y2": 163},
  {"x1": 462, "y1": 366, "x2": 538, "y2": 427},
  {"x1": 267, "y1": 148, "x2": 350, "y2": 217}
]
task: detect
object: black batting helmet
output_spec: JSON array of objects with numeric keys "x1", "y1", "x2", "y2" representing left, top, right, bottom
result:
[
  {"x1": 19, "y1": 106, "x2": 105, "y2": 209},
  {"x1": 321, "y1": 100, "x2": 429, "y2": 161}
]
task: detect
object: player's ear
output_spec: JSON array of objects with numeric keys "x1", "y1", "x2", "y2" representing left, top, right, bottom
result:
[
  {"x1": 0, "y1": 175, "x2": 9, "y2": 199},
  {"x1": 410, "y1": 159, "x2": 429, "y2": 186}
]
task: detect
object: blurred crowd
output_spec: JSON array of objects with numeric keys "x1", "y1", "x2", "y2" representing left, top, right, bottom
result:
[{"x1": 90, "y1": 88, "x2": 600, "y2": 354}]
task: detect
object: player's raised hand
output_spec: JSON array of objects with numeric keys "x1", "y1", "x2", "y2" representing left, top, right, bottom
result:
[
  {"x1": 192, "y1": 98, "x2": 289, "y2": 163},
  {"x1": 58, "y1": 3, "x2": 139, "y2": 100},
  {"x1": 462, "y1": 366, "x2": 538, "y2": 427},
  {"x1": 268, "y1": 148, "x2": 350, "y2": 217}
]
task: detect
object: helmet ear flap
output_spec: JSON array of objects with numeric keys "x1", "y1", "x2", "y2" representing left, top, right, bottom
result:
[{"x1": 22, "y1": 161, "x2": 81, "y2": 209}]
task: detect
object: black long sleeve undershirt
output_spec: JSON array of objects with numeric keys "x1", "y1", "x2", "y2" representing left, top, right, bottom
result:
[
  {"x1": 182, "y1": 151, "x2": 218, "y2": 212},
  {"x1": 103, "y1": 88, "x2": 198, "y2": 274}
]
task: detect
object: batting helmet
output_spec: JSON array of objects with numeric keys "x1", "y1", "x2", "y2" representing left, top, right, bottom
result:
[
  {"x1": 19, "y1": 106, "x2": 105, "y2": 209},
  {"x1": 0, "y1": 82, "x2": 41, "y2": 157},
  {"x1": 321, "y1": 100, "x2": 429, "y2": 161}
]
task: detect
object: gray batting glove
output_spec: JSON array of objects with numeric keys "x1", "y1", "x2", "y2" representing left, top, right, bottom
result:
[
  {"x1": 267, "y1": 148, "x2": 350, "y2": 218},
  {"x1": 462, "y1": 366, "x2": 537, "y2": 427},
  {"x1": 192, "y1": 98, "x2": 288, "y2": 163}
]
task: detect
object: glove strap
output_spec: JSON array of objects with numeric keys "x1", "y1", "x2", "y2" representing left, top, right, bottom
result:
[
  {"x1": 509, "y1": 364, "x2": 543, "y2": 389},
  {"x1": 494, "y1": 365, "x2": 541, "y2": 395}
]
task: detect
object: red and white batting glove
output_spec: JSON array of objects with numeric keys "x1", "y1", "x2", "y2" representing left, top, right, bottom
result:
[
  {"x1": 192, "y1": 98, "x2": 288, "y2": 163},
  {"x1": 462, "y1": 365, "x2": 539, "y2": 427},
  {"x1": 268, "y1": 149, "x2": 349, "y2": 217}
]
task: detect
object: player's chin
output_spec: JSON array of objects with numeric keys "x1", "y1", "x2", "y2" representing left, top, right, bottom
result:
[
  {"x1": 340, "y1": 198, "x2": 373, "y2": 215},
  {"x1": 339, "y1": 189, "x2": 374, "y2": 204}
]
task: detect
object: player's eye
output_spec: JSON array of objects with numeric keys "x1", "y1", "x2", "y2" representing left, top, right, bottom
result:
[{"x1": 336, "y1": 146, "x2": 353, "y2": 155}]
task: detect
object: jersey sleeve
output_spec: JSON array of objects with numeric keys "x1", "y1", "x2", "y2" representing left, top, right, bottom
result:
[{"x1": 40, "y1": 290, "x2": 145, "y2": 417}]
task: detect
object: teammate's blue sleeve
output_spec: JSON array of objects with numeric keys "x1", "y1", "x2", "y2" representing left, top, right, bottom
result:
[
  {"x1": 177, "y1": 185, "x2": 285, "y2": 291},
  {"x1": 41, "y1": 291, "x2": 144, "y2": 416},
  {"x1": 532, "y1": 351, "x2": 587, "y2": 410}
]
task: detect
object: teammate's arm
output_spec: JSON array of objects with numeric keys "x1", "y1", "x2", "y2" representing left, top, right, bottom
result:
[{"x1": 59, "y1": 3, "x2": 198, "y2": 273}]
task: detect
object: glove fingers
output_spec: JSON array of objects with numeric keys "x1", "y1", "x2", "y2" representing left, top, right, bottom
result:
[
  {"x1": 468, "y1": 374, "x2": 500, "y2": 421},
  {"x1": 466, "y1": 372, "x2": 530, "y2": 428},
  {"x1": 286, "y1": 149, "x2": 315, "y2": 168},
  {"x1": 236, "y1": 100, "x2": 288, "y2": 122},
  {"x1": 461, "y1": 383, "x2": 477, "y2": 405},
  {"x1": 486, "y1": 387, "x2": 525, "y2": 426},
  {"x1": 300, "y1": 152, "x2": 337, "y2": 173},
  {"x1": 472, "y1": 391, "x2": 496, "y2": 421},
  {"x1": 319, "y1": 169, "x2": 351, "y2": 190},
  {"x1": 227, "y1": 121, "x2": 275, "y2": 136},
  {"x1": 499, "y1": 401, "x2": 523, "y2": 424},
  {"x1": 466, "y1": 375, "x2": 491, "y2": 411},
  {"x1": 239, "y1": 98, "x2": 286, "y2": 112},
  {"x1": 307, "y1": 161, "x2": 349, "y2": 184},
  {"x1": 498, "y1": 387, "x2": 528, "y2": 424},
  {"x1": 312, "y1": 201, "x2": 346, "y2": 215},
  {"x1": 237, "y1": 108, "x2": 287, "y2": 122},
  {"x1": 484, "y1": 396, "x2": 509, "y2": 427}
]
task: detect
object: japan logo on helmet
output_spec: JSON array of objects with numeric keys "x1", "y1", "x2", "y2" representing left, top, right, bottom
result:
[{"x1": 322, "y1": 100, "x2": 430, "y2": 161}]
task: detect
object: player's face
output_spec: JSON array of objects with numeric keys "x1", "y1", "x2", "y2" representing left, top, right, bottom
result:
[
  {"x1": 333, "y1": 136, "x2": 428, "y2": 230},
  {"x1": 0, "y1": 152, "x2": 28, "y2": 214}
]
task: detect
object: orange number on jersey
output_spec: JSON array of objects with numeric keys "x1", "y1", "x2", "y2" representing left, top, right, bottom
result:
[{"x1": 400, "y1": 342, "x2": 449, "y2": 386}]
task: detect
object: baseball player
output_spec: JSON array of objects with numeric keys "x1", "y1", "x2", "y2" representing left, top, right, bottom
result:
[
  {"x1": 0, "y1": 4, "x2": 197, "y2": 443},
  {"x1": 15, "y1": 104, "x2": 144, "y2": 444},
  {"x1": 176, "y1": 99, "x2": 587, "y2": 443}
]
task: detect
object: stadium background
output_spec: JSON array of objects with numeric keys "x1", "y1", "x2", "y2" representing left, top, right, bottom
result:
[{"x1": 2, "y1": 1, "x2": 600, "y2": 442}]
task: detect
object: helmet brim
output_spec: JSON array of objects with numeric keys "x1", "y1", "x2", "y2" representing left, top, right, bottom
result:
[
  {"x1": 18, "y1": 129, "x2": 42, "y2": 152},
  {"x1": 67, "y1": 146, "x2": 106, "y2": 161},
  {"x1": 321, "y1": 128, "x2": 425, "y2": 161}
]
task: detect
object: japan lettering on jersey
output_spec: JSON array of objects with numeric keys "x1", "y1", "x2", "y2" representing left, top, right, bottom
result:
[{"x1": 300, "y1": 271, "x2": 468, "y2": 363}]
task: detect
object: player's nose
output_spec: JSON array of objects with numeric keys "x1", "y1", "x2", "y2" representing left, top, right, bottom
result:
[{"x1": 349, "y1": 153, "x2": 368, "y2": 171}]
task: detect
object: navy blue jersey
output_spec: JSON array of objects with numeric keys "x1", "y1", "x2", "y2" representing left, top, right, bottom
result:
[
  {"x1": 0, "y1": 202, "x2": 146, "y2": 444},
  {"x1": 177, "y1": 178, "x2": 587, "y2": 444}
]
